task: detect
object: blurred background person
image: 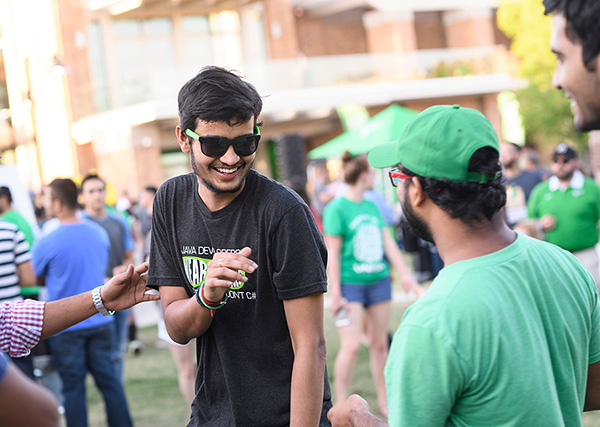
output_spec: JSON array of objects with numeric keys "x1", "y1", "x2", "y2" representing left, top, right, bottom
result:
[
  {"x1": 323, "y1": 151, "x2": 417, "y2": 418},
  {"x1": 33, "y1": 178, "x2": 133, "y2": 427},
  {"x1": 0, "y1": 186, "x2": 35, "y2": 247},
  {"x1": 80, "y1": 174, "x2": 135, "y2": 381},
  {"x1": 528, "y1": 143, "x2": 600, "y2": 286},
  {"x1": 500, "y1": 142, "x2": 545, "y2": 228}
]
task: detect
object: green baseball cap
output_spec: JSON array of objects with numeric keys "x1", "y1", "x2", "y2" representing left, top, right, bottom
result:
[{"x1": 368, "y1": 105, "x2": 500, "y2": 183}]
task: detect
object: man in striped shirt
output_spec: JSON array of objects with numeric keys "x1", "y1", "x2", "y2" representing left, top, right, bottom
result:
[
  {"x1": 0, "y1": 219, "x2": 37, "y2": 378},
  {"x1": 0, "y1": 220, "x2": 35, "y2": 303}
]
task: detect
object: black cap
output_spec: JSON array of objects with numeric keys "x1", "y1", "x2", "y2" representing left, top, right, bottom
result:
[{"x1": 553, "y1": 143, "x2": 577, "y2": 161}]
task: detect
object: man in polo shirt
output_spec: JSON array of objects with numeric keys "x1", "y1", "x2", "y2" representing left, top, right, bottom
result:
[{"x1": 527, "y1": 143, "x2": 600, "y2": 285}]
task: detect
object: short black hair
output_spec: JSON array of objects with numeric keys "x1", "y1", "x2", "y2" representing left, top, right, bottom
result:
[
  {"x1": 402, "y1": 147, "x2": 506, "y2": 225},
  {"x1": 0, "y1": 186, "x2": 12, "y2": 204},
  {"x1": 178, "y1": 66, "x2": 263, "y2": 133},
  {"x1": 80, "y1": 174, "x2": 105, "y2": 191},
  {"x1": 544, "y1": 0, "x2": 600, "y2": 71},
  {"x1": 48, "y1": 178, "x2": 79, "y2": 210}
]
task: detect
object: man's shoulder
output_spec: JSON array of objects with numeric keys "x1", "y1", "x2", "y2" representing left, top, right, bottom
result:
[
  {"x1": 529, "y1": 179, "x2": 550, "y2": 197},
  {"x1": 74, "y1": 220, "x2": 110, "y2": 241},
  {"x1": 583, "y1": 176, "x2": 600, "y2": 190},
  {"x1": 158, "y1": 173, "x2": 194, "y2": 192},
  {"x1": 105, "y1": 212, "x2": 130, "y2": 228},
  {"x1": 0, "y1": 219, "x2": 18, "y2": 233},
  {"x1": 251, "y1": 171, "x2": 305, "y2": 211}
]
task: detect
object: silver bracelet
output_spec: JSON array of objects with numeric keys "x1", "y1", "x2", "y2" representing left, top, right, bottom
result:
[{"x1": 92, "y1": 285, "x2": 115, "y2": 316}]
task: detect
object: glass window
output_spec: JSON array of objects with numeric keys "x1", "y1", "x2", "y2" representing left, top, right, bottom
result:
[
  {"x1": 86, "y1": 22, "x2": 110, "y2": 111},
  {"x1": 143, "y1": 18, "x2": 173, "y2": 36},
  {"x1": 184, "y1": 36, "x2": 214, "y2": 65},
  {"x1": 113, "y1": 20, "x2": 141, "y2": 37},
  {"x1": 182, "y1": 16, "x2": 210, "y2": 34}
]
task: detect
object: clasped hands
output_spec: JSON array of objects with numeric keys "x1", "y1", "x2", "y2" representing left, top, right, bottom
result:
[{"x1": 202, "y1": 247, "x2": 258, "y2": 303}]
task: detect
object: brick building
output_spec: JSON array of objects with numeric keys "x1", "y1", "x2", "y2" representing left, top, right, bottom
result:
[{"x1": 0, "y1": 0, "x2": 524, "y2": 195}]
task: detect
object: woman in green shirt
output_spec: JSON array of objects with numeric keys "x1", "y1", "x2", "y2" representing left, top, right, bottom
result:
[{"x1": 322, "y1": 152, "x2": 417, "y2": 418}]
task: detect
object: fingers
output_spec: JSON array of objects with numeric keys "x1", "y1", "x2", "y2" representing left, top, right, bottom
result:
[
  {"x1": 141, "y1": 288, "x2": 160, "y2": 302},
  {"x1": 210, "y1": 247, "x2": 257, "y2": 276},
  {"x1": 134, "y1": 261, "x2": 149, "y2": 275}
]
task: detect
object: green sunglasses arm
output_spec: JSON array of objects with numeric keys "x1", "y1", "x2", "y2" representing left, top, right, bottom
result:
[
  {"x1": 185, "y1": 126, "x2": 260, "y2": 139},
  {"x1": 185, "y1": 128, "x2": 200, "y2": 139}
]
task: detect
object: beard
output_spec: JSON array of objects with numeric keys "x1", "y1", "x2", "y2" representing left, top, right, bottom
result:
[
  {"x1": 189, "y1": 143, "x2": 253, "y2": 194},
  {"x1": 403, "y1": 190, "x2": 435, "y2": 244}
]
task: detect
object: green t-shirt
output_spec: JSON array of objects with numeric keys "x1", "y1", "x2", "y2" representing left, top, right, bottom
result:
[
  {"x1": 386, "y1": 233, "x2": 600, "y2": 426},
  {"x1": 527, "y1": 177, "x2": 600, "y2": 252},
  {"x1": 322, "y1": 196, "x2": 389, "y2": 284},
  {"x1": 1, "y1": 210, "x2": 34, "y2": 247}
]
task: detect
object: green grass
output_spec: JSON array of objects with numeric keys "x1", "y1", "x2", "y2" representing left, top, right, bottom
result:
[
  {"x1": 74, "y1": 295, "x2": 600, "y2": 426},
  {"x1": 84, "y1": 327, "x2": 191, "y2": 426}
]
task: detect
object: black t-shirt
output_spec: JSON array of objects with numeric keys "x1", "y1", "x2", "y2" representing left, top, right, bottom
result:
[{"x1": 148, "y1": 170, "x2": 332, "y2": 426}]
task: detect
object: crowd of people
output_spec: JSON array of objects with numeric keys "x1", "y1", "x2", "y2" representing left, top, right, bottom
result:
[{"x1": 0, "y1": 0, "x2": 600, "y2": 425}]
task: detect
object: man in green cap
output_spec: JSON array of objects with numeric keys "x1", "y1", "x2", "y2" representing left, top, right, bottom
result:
[{"x1": 328, "y1": 105, "x2": 600, "y2": 426}]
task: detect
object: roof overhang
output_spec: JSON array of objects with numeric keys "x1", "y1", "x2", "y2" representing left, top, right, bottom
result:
[{"x1": 72, "y1": 73, "x2": 527, "y2": 143}]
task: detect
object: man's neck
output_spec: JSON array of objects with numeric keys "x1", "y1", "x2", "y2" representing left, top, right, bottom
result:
[
  {"x1": 557, "y1": 173, "x2": 574, "y2": 187},
  {"x1": 86, "y1": 207, "x2": 106, "y2": 219},
  {"x1": 197, "y1": 178, "x2": 245, "y2": 212},
  {"x1": 433, "y1": 212, "x2": 516, "y2": 266},
  {"x1": 58, "y1": 211, "x2": 80, "y2": 224},
  {"x1": 345, "y1": 185, "x2": 365, "y2": 203}
]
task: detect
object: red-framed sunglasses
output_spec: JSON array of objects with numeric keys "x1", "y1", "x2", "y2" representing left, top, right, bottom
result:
[{"x1": 388, "y1": 167, "x2": 413, "y2": 187}]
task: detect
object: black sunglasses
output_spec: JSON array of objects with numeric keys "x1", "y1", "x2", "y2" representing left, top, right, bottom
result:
[{"x1": 185, "y1": 126, "x2": 261, "y2": 158}]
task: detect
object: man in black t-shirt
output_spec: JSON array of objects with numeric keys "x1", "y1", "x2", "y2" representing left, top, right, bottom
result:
[{"x1": 147, "y1": 66, "x2": 332, "y2": 426}]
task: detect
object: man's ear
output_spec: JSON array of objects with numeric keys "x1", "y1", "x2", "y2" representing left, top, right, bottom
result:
[
  {"x1": 176, "y1": 126, "x2": 190, "y2": 154},
  {"x1": 410, "y1": 177, "x2": 427, "y2": 207}
]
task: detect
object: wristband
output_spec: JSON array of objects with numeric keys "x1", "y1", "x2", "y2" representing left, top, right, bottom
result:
[
  {"x1": 92, "y1": 285, "x2": 115, "y2": 316},
  {"x1": 195, "y1": 283, "x2": 228, "y2": 310}
]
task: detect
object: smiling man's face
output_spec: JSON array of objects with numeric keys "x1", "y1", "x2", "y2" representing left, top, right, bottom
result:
[
  {"x1": 551, "y1": 14, "x2": 600, "y2": 132},
  {"x1": 182, "y1": 119, "x2": 256, "y2": 197}
]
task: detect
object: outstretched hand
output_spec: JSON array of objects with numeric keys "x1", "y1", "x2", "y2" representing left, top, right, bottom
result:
[
  {"x1": 102, "y1": 262, "x2": 160, "y2": 312},
  {"x1": 328, "y1": 394, "x2": 386, "y2": 427},
  {"x1": 401, "y1": 272, "x2": 419, "y2": 295}
]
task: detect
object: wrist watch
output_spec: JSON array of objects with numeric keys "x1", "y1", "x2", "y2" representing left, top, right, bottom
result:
[{"x1": 92, "y1": 285, "x2": 115, "y2": 316}]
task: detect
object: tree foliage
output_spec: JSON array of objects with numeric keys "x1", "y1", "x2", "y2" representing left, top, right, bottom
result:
[{"x1": 497, "y1": 0, "x2": 587, "y2": 149}]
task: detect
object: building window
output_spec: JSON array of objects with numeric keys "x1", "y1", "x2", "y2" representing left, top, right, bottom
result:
[{"x1": 181, "y1": 15, "x2": 214, "y2": 68}]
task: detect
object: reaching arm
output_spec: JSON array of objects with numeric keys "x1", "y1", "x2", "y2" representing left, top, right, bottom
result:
[
  {"x1": 161, "y1": 247, "x2": 257, "y2": 344},
  {"x1": 328, "y1": 394, "x2": 387, "y2": 427},
  {"x1": 324, "y1": 234, "x2": 344, "y2": 314},
  {"x1": 585, "y1": 360, "x2": 600, "y2": 411},
  {"x1": 0, "y1": 360, "x2": 60, "y2": 427},
  {"x1": 284, "y1": 292, "x2": 327, "y2": 427},
  {"x1": 42, "y1": 262, "x2": 159, "y2": 339},
  {"x1": 17, "y1": 260, "x2": 36, "y2": 288},
  {"x1": 382, "y1": 228, "x2": 420, "y2": 294}
]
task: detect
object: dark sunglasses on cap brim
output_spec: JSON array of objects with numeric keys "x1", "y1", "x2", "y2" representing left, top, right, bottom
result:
[{"x1": 185, "y1": 125, "x2": 261, "y2": 158}]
